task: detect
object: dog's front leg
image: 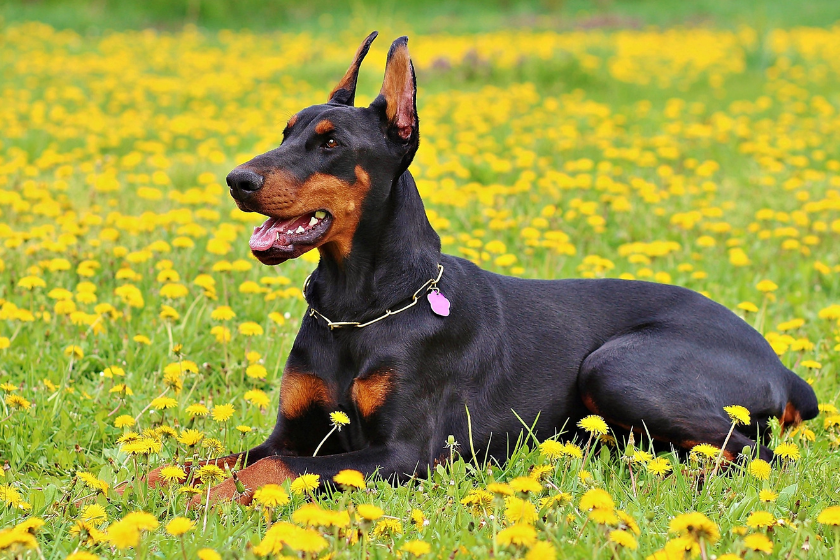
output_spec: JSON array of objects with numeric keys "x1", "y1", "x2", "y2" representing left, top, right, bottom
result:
[{"x1": 189, "y1": 444, "x2": 416, "y2": 508}]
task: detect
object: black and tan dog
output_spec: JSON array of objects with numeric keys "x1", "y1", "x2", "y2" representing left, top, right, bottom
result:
[{"x1": 150, "y1": 32, "x2": 818, "y2": 503}]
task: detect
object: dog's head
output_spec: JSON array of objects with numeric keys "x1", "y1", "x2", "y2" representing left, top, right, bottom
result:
[{"x1": 227, "y1": 32, "x2": 419, "y2": 265}]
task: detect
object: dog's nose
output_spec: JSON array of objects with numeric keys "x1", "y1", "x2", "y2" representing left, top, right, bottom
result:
[{"x1": 226, "y1": 169, "x2": 264, "y2": 195}]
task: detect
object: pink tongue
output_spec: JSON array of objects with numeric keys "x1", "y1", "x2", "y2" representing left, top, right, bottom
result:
[{"x1": 250, "y1": 217, "x2": 283, "y2": 251}]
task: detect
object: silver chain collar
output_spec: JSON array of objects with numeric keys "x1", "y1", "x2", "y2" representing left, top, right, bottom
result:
[{"x1": 302, "y1": 264, "x2": 444, "y2": 330}]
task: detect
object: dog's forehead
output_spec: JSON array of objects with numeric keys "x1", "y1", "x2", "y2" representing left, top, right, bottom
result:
[{"x1": 291, "y1": 104, "x2": 374, "y2": 132}]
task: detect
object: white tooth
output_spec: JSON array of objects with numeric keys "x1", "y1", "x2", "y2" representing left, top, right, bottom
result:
[
  {"x1": 287, "y1": 230, "x2": 294, "y2": 234},
  {"x1": 314, "y1": 211, "x2": 326, "y2": 219},
  {"x1": 276, "y1": 232, "x2": 281, "y2": 240},
  {"x1": 309, "y1": 216, "x2": 318, "y2": 226},
  {"x1": 296, "y1": 226, "x2": 305, "y2": 233}
]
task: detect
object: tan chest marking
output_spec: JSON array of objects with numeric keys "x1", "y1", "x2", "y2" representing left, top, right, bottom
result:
[
  {"x1": 352, "y1": 370, "x2": 394, "y2": 418},
  {"x1": 280, "y1": 370, "x2": 333, "y2": 419}
]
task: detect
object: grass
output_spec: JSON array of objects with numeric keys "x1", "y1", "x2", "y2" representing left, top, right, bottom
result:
[
  {"x1": 2, "y1": 1, "x2": 840, "y2": 559},
  {"x1": 2, "y1": 0, "x2": 840, "y2": 33}
]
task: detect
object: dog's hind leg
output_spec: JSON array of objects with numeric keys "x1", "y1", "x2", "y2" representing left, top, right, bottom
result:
[{"x1": 577, "y1": 332, "x2": 776, "y2": 462}]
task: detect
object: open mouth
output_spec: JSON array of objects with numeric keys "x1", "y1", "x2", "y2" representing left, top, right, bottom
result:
[{"x1": 249, "y1": 210, "x2": 333, "y2": 263}]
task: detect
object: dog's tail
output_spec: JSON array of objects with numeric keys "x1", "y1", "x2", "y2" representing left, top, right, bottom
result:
[{"x1": 782, "y1": 369, "x2": 819, "y2": 428}]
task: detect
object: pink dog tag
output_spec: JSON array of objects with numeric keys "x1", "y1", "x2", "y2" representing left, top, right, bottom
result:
[{"x1": 427, "y1": 290, "x2": 450, "y2": 317}]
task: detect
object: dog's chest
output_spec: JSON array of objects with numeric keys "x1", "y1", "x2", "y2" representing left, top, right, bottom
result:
[{"x1": 279, "y1": 366, "x2": 396, "y2": 421}]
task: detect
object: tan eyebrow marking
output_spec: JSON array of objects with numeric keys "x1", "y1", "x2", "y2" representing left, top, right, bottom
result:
[
  {"x1": 314, "y1": 120, "x2": 334, "y2": 135},
  {"x1": 287, "y1": 114, "x2": 298, "y2": 129}
]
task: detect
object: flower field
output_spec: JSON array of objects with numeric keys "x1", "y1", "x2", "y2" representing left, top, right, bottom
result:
[{"x1": 3, "y1": 15, "x2": 840, "y2": 559}]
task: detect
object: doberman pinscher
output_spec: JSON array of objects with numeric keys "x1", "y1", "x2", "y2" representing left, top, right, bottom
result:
[{"x1": 149, "y1": 32, "x2": 818, "y2": 504}]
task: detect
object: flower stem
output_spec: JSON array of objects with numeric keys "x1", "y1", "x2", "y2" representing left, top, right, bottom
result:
[
  {"x1": 709, "y1": 422, "x2": 736, "y2": 481},
  {"x1": 313, "y1": 426, "x2": 337, "y2": 457}
]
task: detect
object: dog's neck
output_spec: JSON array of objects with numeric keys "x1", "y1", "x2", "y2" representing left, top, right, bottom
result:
[{"x1": 307, "y1": 169, "x2": 441, "y2": 321}]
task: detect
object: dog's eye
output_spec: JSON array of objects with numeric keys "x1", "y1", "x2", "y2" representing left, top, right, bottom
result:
[{"x1": 323, "y1": 138, "x2": 338, "y2": 149}]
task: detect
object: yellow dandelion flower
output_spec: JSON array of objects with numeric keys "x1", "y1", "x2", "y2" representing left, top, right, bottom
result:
[
  {"x1": 80, "y1": 503, "x2": 107, "y2": 522},
  {"x1": 177, "y1": 429, "x2": 203, "y2": 447},
  {"x1": 411, "y1": 509, "x2": 427, "y2": 530},
  {"x1": 505, "y1": 496, "x2": 538, "y2": 525},
  {"x1": 630, "y1": 449, "x2": 653, "y2": 464},
  {"x1": 333, "y1": 469, "x2": 365, "y2": 489},
  {"x1": 580, "y1": 488, "x2": 615, "y2": 511},
  {"x1": 211, "y1": 403, "x2": 235, "y2": 422},
  {"x1": 749, "y1": 459, "x2": 771, "y2": 480},
  {"x1": 496, "y1": 523, "x2": 537, "y2": 547},
  {"x1": 373, "y1": 518, "x2": 403, "y2": 537},
  {"x1": 774, "y1": 442, "x2": 800, "y2": 461},
  {"x1": 196, "y1": 464, "x2": 226, "y2": 484},
  {"x1": 5, "y1": 395, "x2": 31, "y2": 410},
  {"x1": 817, "y1": 506, "x2": 840, "y2": 526},
  {"x1": 509, "y1": 476, "x2": 542, "y2": 493},
  {"x1": 185, "y1": 403, "x2": 209, "y2": 417},
  {"x1": 202, "y1": 438, "x2": 225, "y2": 455},
  {"x1": 564, "y1": 442, "x2": 583, "y2": 458},
  {"x1": 743, "y1": 533, "x2": 774, "y2": 553},
  {"x1": 253, "y1": 522, "x2": 327, "y2": 555},
  {"x1": 15, "y1": 517, "x2": 45, "y2": 533},
  {"x1": 461, "y1": 489, "x2": 494, "y2": 515},
  {"x1": 114, "y1": 415, "x2": 135, "y2": 428},
  {"x1": 646, "y1": 456, "x2": 672, "y2": 477},
  {"x1": 356, "y1": 504, "x2": 384, "y2": 521},
  {"x1": 539, "y1": 439, "x2": 564, "y2": 461},
  {"x1": 158, "y1": 465, "x2": 187, "y2": 483},
  {"x1": 609, "y1": 529, "x2": 638, "y2": 549},
  {"x1": 64, "y1": 345, "x2": 84, "y2": 359},
  {"x1": 290, "y1": 473, "x2": 320, "y2": 495},
  {"x1": 723, "y1": 405, "x2": 750, "y2": 425},
  {"x1": 253, "y1": 484, "x2": 290, "y2": 508},
  {"x1": 66, "y1": 552, "x2": 101, "y2": 560},
  {"x1": 756, "y1": 280, "x2": 778, "y2": 292},
  {"x1": 165, "y1": 517, "x2": 195, "y2": 537},
  {"x1": 330, "y1": 410, "x2": 350, "y2": 428},
  {"x1": 487, "y1": 482, "x2": 514, "y2": 495},
  {"x1": 577, "y1": 414, "x2": 609, "y2": 435},
  {"x1": 238, "y1": 321, "x2": 264, "y2": 336},
  {"x1": 669, "y1": 512, "x2": 720, "y2": 544},
  {"x1": 529, "y1": 464, "x2": 553, "y2": 481},
  {"x1": 159, "y1": 305, "x2": 180, "y2": 321},
  {"x1": 820, "y1": 403, "x2": 839, "y2": 414},
  {"x1": 590, "y1": 507, "x2": 619, "y2": 525},
  {"x1": 245, "y1": 364, "x2": 267, "y2": 379},
  {"x1": 525, "y1": 541, "x2": 556, "y2": 559},
  {"x1": 151, "y1": 396, "x2": 178, "y2": 410},
  {"x1": 210, "y1": 306, "x2": 236, "y2": 321},
  {"x1": 107, "y1": 520, "x2": 139, "y2": 550},
  {"x1": 539, "y1": 493, "x2": 572, "y2": 509},
  {"x1": 400, "y1": 539, "x2": 431, "y2": 556},
  {"x1": 244, "y1": 389, "x2": 270, "y2": 408},
  {"x1": 746, "y1": 510, "x2": 776, "y2": 529},
  {"x1": 690, "y1": 443, "x2": 720, "y2": 460},
  {"x1": 759, "y1": 489, "x2": 778, "y2": 502},
  {"x1": 197, "y1": 549, "x2": 222, "y2": 560}
]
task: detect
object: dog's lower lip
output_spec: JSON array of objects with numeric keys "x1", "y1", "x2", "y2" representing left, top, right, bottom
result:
[{"x1": 249, "y1": 211, "x2": 332, "y2": 261}]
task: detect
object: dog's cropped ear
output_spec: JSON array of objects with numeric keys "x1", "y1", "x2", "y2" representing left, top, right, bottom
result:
[
  {"x1": 328, "y1": 31, "x2": 378, "y2": 106},
  {"x1": 374, "y1": 36, "x2": 417, "y2": 143}
]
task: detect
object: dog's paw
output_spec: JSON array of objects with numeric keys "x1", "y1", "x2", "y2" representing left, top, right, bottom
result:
[
  {"x1": 186, "y1": 457, "x2": 295, "y2": 510},
  {"x1": 187, "y1": 478, "x2": 254, "y2": 510}
]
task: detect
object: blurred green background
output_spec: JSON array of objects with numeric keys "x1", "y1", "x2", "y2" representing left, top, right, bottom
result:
[{"x1": 2, "y1": 0, "x2": 840, "y2": 33}]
